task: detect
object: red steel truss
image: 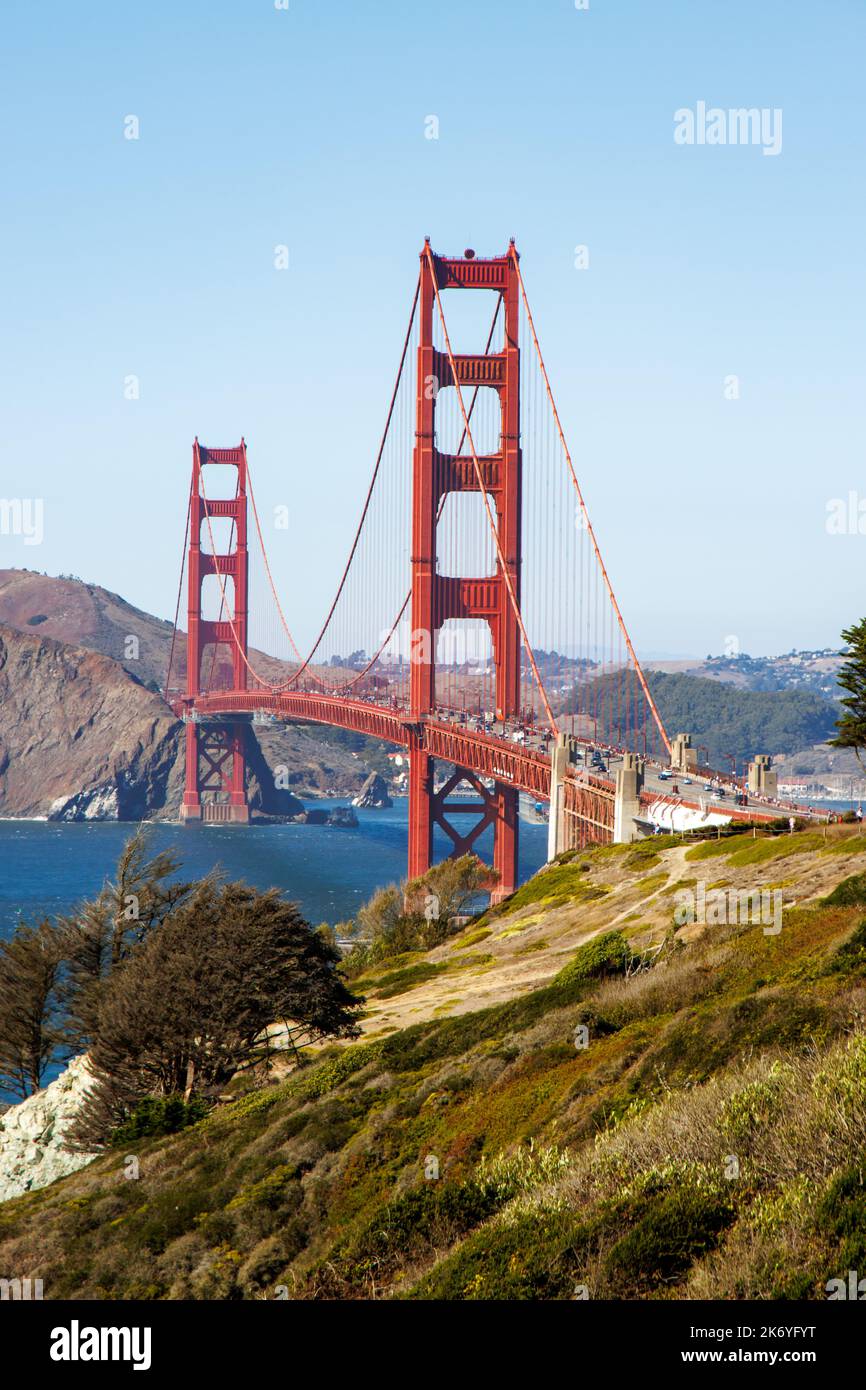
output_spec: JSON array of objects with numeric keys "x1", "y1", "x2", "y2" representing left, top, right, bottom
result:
[
  {"x1": 180, "y1": 439, "x2": 250, "y2": 823},
  {"x1": 408, "y1": 243, "x2": 522, "y2": 897}
]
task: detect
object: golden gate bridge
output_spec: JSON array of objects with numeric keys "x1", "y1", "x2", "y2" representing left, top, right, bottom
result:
[{"x1": 165, "y1": 241, "x2": 820, "y2": 900}]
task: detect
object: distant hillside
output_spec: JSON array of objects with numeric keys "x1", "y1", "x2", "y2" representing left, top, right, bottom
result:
[
  {"x1": 0, "y1": 571, "x2": 379, "y2": 814},
  {"x1": 0, "y1": 568, "x2": 300, "y2": 694},
  {"x1": 0, "y1": 624, "x2": 183, "y2": 819},
  {"x1": 649, "y1": 648, "x2": 842, "y2": 699},
  {"x1": 647, "y1": 670, "x2": 838, "y2": 767},
  {"x1": 0, "y1": 568, "x2": 175, "y2": 692}
]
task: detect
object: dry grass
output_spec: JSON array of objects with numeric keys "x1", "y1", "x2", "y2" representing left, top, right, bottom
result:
[{"x1": 587, "y1": 946, "x2": 729, "y2": 1026}]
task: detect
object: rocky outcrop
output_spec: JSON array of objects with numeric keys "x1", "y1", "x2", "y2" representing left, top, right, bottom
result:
[
  {"x1": 253, "y1": 722, "x2": 367, "y2": 799},
  {"x1": 352, "y1": 772, "x2": 393, "y2": 809},
  {"x1": 0, "y1": 1056, "x2": 97, "y2": 1203},
  {"x1": 294, "y1": 805, "x2": 359, "y2": 827},
  {"x1": 0, "y1": 625, "x2": 185, "y2": 819},
  {"x1": 246, "y1": 736, "x2": 305, "y2": 819},
  {"x1": 0, "y1": 572, "x2": 379, "y2": 818}
]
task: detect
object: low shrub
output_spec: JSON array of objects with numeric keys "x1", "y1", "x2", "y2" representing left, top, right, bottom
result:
[
  {"x1": 603, "y1": 1185, "x2": 735, "y2": 1294},
  {"x1": 824, "y1": 873, "x2": 866, "y2": 908},
  {"x1": 822, "y1": 919, "x2": 866, "y2": 976},
  {"x1": 110, "y1": 1095, "x2": 211, "y2": 1146},
  {"x1": 552, "y1": 931, "x2": 633, "y2": 988}
]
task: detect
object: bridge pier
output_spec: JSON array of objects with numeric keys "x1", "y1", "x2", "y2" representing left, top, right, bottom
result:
[
  {"x1": 747, "y1": 754, "x2": 777, "y2": 799},
  {"x1": 613, "y1": 753, "x2": 645, "y2": 844},
  {"x1": 407, "y1": 746, "x2": 518, "y2": 903},
  {"x1": 670, "y1": 732, "x2": 697, "y2": 774},
  {"x1": 181, "y1": 719, "x2": 249, "y2": 824},
  {"x1": 180, "y1": 720, "x2": 202, "y2": 820},
  {"x1": 491, "y1": 783, "x2": 518, "y2": 903},
  {"x1": 546, "y1": 733, "x2": 576, "y2": 861},
  {"x1": 407, "y1": 744, "x2": 433, "y2": 879}
]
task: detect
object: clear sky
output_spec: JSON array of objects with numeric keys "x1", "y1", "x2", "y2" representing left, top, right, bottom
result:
[{"x1": 1, "y1": 0, "x2": 863, "y2": 659}]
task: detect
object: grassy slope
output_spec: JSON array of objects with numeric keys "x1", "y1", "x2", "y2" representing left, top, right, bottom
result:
[{"x1": 3, "y1": 826, "x2": 866, "y2": 1300}]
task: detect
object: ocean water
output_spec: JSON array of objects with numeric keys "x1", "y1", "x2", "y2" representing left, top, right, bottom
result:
[{"x1": 0, "y1": 799, "x2": 549, "y2": 937}]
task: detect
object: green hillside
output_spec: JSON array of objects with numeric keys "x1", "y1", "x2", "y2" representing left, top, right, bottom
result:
[
  {"x1": 647, "y1": 671, "x2": 836, "y2": 766},
  {"x1": 3, "y1": 826, "x2": 866, "y2": 1300}
]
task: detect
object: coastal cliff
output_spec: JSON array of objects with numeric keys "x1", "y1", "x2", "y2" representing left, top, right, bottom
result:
[
  {"x1": 0, "y1": 570, "x2": 389, "y2": 819},
  {"x1": 0, "y1": 625, "x2": 184, "y2": 820}
]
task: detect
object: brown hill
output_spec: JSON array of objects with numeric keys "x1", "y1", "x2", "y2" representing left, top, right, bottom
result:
[
  {"x1": 0, "y1": 623, "x2": 373, "y2": 819},
  {"x1": 0, "y1": 624, "x2": 183, "y2": 819},
  {"x1": 0, "y1": 572, "x2": 377, "y2": 816},
  {"x1": 0, "y1": 567, "x2": 294, "y2": 693},
  {"x1": 0, "y1": 568, "x2": 174, "y2": 692}
]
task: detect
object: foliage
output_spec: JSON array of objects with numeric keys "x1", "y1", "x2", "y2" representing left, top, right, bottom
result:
[
  {"x1": 0, "y1": 920, "x2": 64, "y2": 1098},
  {"x1": 485, "y1": 864, "x2": 609, "y2": 916},
  {"x1": 341, "y1": 855, "x2": 494, "y2": 977},
  {"x1": 823, "y1": 871, "x2": 866, "y2": 907},
  {"x1": 603, "y1": 1184, "x2": 735, "y2": 1293},
  {"x1": 646, "y1": 670, "x2": 837, "y2": 767},
  {"x1": 829, "y1": 618, "x2": 866, "y2": 766},
  {"x1": 822, "y1": 919, "x2": 866, "y2": 976},
  {"x1": 110, "y1": 1094, "x2": 211, "y2": 1145},
  {"x1": 58, "y1": 830, "x2": 190, "y2": 1051},
  {"x1": 71, "y1": 877, "x2": 361, "y2": 1148},
  {"x1": 552, "y1": 931, "x2": 633, "y2": 987}
]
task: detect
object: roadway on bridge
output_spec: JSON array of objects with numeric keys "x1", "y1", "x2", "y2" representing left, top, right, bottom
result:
[{"x1": 457, "y1": 717, "x2": 807, "y2": 822}]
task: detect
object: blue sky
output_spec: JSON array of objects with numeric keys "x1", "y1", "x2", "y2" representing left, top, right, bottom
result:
[{"x1": 0, "y1": 0, "x2": 864, "y2": 658}]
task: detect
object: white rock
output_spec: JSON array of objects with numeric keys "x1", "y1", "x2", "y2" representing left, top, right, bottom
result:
[{"x1": 0, "y1": 1056, "x2": 98, "y2": 1203}]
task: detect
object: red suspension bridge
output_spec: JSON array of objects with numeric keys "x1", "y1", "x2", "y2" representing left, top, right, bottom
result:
[{"x1": 165, "y1": 242, "x2": 817, "y2": 900}]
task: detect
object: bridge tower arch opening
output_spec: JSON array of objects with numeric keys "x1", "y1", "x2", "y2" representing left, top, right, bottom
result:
[
  {"x1": 180, "y1": 439, "x2": 250, "y2": 824},
  {"x1": 409, "y1": 242, "x2": 522, "y2": 900}
]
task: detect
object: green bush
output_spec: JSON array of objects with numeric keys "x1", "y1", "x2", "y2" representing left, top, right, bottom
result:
[
  {"x1": 491, "y1": 866, "x2": 609, "y2": 916},
  {"x1": 823, "y1": 920, "x2": 866, "y2": 976},
  {"x1": 824, "y1": 873, "x2": 866, "y2": 907},
  {"x1": 405, "y1": 1211, "x2": 584, "y2": 1300},
  {"x1": 815, "y1": 1165, "x2": 866, "y2": 1270},
  {"x1": 371, "y1": 962, "x2": 448, "y2": 998},
  {"x1": 552, "y1": 931, "x2": 633, "y2": 988},
  {"x1": 110, "y1": 1094, "x2": 211, "y2": 1145},
  {"x1": 604, "y1": 1186, "x2": 735, "y2": 1294}
]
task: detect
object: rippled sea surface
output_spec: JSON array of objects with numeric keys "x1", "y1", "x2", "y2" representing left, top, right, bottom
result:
[{"x1": 0, "y1": 799, "x2": 549, "y2": 937}]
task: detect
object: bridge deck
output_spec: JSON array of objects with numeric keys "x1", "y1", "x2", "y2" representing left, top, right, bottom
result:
[{"x1": 176, "y1": 689, "x2": 816, "y2": 832}]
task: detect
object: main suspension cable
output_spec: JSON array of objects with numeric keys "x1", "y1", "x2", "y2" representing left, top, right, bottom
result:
[
  {"x1": 511, "y1": 249, "x2": 671, "y2": 757},
  {"x1": 289, "y1": 273, "x2": 422, "y2": 686}
]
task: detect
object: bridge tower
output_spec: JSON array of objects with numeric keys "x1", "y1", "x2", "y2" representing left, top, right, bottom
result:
[
  {"x1": 180, "y1": 439, "x2": 250, "y2": 824},
  {"x1": 408, "y1": 241, "x2": 521, "y2": 899}
]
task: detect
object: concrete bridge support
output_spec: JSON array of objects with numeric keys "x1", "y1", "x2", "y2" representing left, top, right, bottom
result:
[
  {"x1": 747, "y1": 754, "x2": 777, "y2": 799},
  {"x1": 547, "y1": 733, "x2": 577, "y2": 862},
  {"x1": 614, "y1": 753, "x2": 645, "y2": 844},
  {"x1": 670, "y1": 732, "x2": 697, "y2": 774}
]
